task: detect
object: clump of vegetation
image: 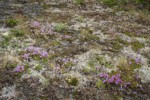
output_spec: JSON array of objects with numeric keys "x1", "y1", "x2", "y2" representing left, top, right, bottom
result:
[
  {"x1": 35, "y1": 65, "x2": 43, "y2": 71},
  {"x1": 11, "y1": 29, "x2": 25, "y2": 37},
  {"x1": 6, "y1": 18, "x2": 18, "y2": 28},
  {"x1": 109, "y1": 37, "x2": 129, "y2": 51},
  {"x1": 96, "y1": 79, "x2": 106, "y2": 88},
  {"x1": 74, "y1": 0, "x2": 85, "y2": 5},
  {"x1": 76, "y1": 15, "x2": 84, "y2": 22},
  {"x1": 0, "y1": 35, "x2": 11, "y2": 48},
  {"x1": 131, "y1": 41, "x2": 144, "y2": 51},
  {"x1": 123, "y1": 32, "x2": 137, "y2": 37},
  {"x1": 99, "y1": 57, "x2": 142, "y2": 90},
  {"x1": 100, "y1": 0, "x2": 117, "y2": 6},
  {"x1": 66, "y1": 76, "x2": 79, "y2": 86},
  {"x1": 115, "y1": 37, "x2": 129, "y2": 45},
  {"x1": 83, "y1": 66, "x2": 96, "y2": 74},
  {"x1": 54, "y1": 23, "x2": 68, "y2": 32},
  {"x1": 99, "y1": 0, "x2": 150, "y2": 10},
  {"x1": 80, "y1": 29, "x2": 99, "y2": 42}
]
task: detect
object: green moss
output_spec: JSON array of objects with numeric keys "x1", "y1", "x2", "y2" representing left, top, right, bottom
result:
[
  {"x1": 131, "y1": 41, "x2": 144, "y2": 51},
  {"x1": 66, "y1": 77, "x2": 79, "y2": 86},
  {"x1": 6, "y1": 18, "x2": 18, "y2": 28}
]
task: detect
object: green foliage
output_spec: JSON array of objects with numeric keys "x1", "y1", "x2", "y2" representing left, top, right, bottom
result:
[
  {"x1": 100, "y1": 0, "x2": 150, "y2": 10},
  {"x1": 11, "y1": 29, "x2": 25, "y2": 37},
  {"x1": 66, "y1": 77, "x2": 79, "y2": 86},
  {"x1": 83, "y1": 66, "x2": 96, "y2": 74},
  {"x1": 101, "y1": 0, "x2": 117, "y2": 6},
  {"x1": 96, "y1": 79, "x2": 105, "y2": 88},
  {"x1": 109, "y1": 37, "x2": 129, "y2": 51},
  {"x1": 115, "y1": 37, "x2": 129, "y2": 45},
  {"x1": 35, "y1": 65, "x2": 43, "y2": 71},
  {"x1": 54, "y1": 23, "x2": 68, "y2": 32},
  {"x1": 74, "y1": 0, "x2": 85, "y2": 5},
  {"x1": 80, "y1": 29, "x2": 99, "y2": 42},
  {"x1": 131, "y1": 41, "x2": 144, "y2": 51},
  {"x1": 6, "y1": 18, "x2": 18, "y2": 28},
  {"x1": 63, "y1": 62, "x2": 74, "y2": 68},
  {"x1": 110, "y1": 58, "x2": 141, "y2": 88},
  {"x1": 0, "y1": 35, "x2": 11, "y2": 48}
]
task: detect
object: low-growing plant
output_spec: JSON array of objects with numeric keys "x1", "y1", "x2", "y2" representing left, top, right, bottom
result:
[
  {"x1": 66, "y1": 76, "x2": 79, "y2": 86},
  {"x1": 83, "y1": 66, "x2": 96, "y2": 74},
  {"x1": 96, "y1": 79, "x2": 106, "y2": 89},
  {"x1": 0, "y1": 36, "x2": 11, "y2": 48},
  {"x1": 80, "y1": 29, "x2": 99, "y2": 42},
  {"x1": 11, "y1": 29, "x2": 25, "y2": 37},
  {"x1": 54, "y1": 23, "x2": 68, "y2": 32},
  {"x1": 6, "y1": 18, "x2": 18, "y2": 28},
  {"x1": 74, "y1": 0, "x2": 85, "y2": 5},
  {"x1": 131, "y1": 41, "x2": 144, "y2": 51},
  {"x1": 99, "y1": 0, "x2": 150, "y2": 10},
  {"x1": 35, "y1": 65, "x2": 43, "y2": 71},
  {"x1": 99, "y1": 57, "x2": 142, "y2": 90}
]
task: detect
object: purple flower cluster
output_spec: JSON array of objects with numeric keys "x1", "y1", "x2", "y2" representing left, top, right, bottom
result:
[
  {"x1": 135, "y1": 56, "x2": 141, "y2": 64},
  {"x1": 40, "y1": 24, "x2": 57, "y2": 35},
  {"x1": 23, "y1": 46, "x2": 48, "y2": 59},
  {"x1": 99, "y1": 73, "x2": 123, "y2": 84},
  {"x1": 13, "y1": 65, "x2": 24, "y2": 72},
  {"x1": 127, "y1": 55, "x2": 141, "y2": 65},
  {"x1": 99, "y1": 73, "x2": 131, "y2": 89}
]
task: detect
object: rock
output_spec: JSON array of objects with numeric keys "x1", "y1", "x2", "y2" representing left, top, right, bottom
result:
[
  {"x1": 139, "y1": 67, "x2": 150, "y2": 83},
  {"x1": 0, "y1": 85, "x2": 16, "y2": 99}
]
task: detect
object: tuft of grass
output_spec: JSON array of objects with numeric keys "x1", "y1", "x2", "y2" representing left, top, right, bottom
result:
[
  {"x1": 66, "y1": 76, "x2": 79, "y2": 86},
  {"x1": 6, "y1": 18, "x2": 19, "y2": 28},
  {"x1": 100, "y1": 0, "x2": 117, "y2": 6},
  {"x1": 80, "y1": 29, "x2": 99, "y2": 42},
  {"x1": 35, "y1": 65, "x2": 43, "y2": 71},
  {"x1": 99, "y1": 0, "x2": 150, "y2": 11},
  {"x1": 11, "y1": 29, "x2": 25, "y2": 37},
  {"x1": 0, "y1": 36, "x2": 11, "y2": 48},
  {"x1": 54, "y1": 23, "x2": 68, "y2": 33},
  {"x1": 115, "y1": 37, "x2": 129, "y2": 45},
  {"x1": 96, "y1": 79, "x2": 106, "y2": 89},
  {"x1": 74, "y1": 0, "x2": 85, "y2": 5},
  {"x1": 83, "y1": 66, "x2": 96, "y2": 74},
  {"x1": 111, "y1": 42, "x2": 123, "y2": 51},
  {"x1": 131, "y1": 41, "x2": 144, "y2": 51}
]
